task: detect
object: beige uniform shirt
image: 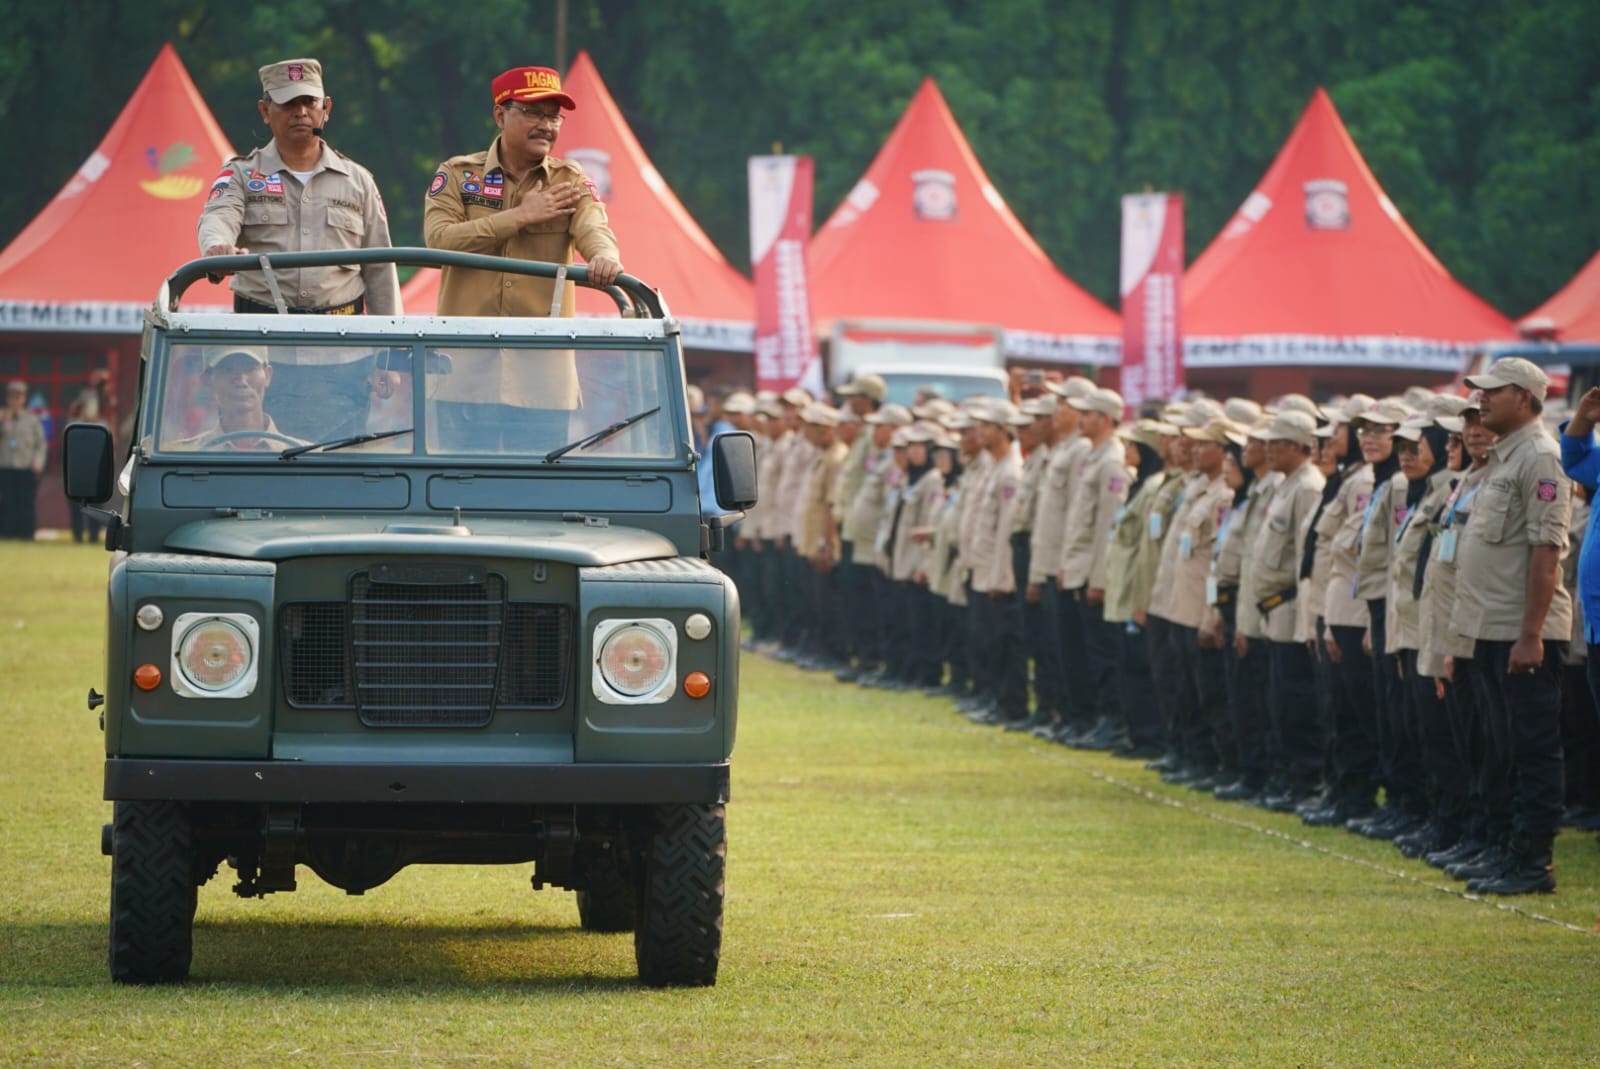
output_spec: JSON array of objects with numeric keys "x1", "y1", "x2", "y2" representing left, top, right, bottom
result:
[
  {"x1": 779, "y1": 436, "x2": 820, "y2": 546},
  {"x1": 1234, "y1": 471, "x2": 1283, "y2": 639},
  {"x1": 1165, "y1": 473, "x2": 1233, "y2": 629},
  {"x1": 1250, "y1": 461, "x2": 1326, "y2": 643},
  {"x1": 1355, "y1": 466, "x2": 1405, "y2": 602},
  {"x1": 1104, "y1": 471, "x2": 1169, "y2": 624},
  {"x1": 1320, "y1": 464, "x2": 1373, "y2": 630},
  {"x1": 1148, "y1": 471, "x2": 1203, "y2": 622},
  {"x1": 1388, "y1": 470, "x2": 1453, "y2": 654},
  {"x1": 1029, "y1": 434, "x2": 1088, "y2": 585},
  {"x1": 800, "y1": 441, "x2": 848, "y2": 558},
  {"x1": 973, "y1": 449, "x2": 1025, "y2": 594},
  {"x1": 1418, "y1": 468, "x2": 1481, "y2": 674},
  {"x1": 1452, "y1": 421, "x2": 1573, "y2": 642},
  {"x1": 198, "y1": 141, "x2": 400, "y2": 314},
  {"x1": 0, "y1": 407, "x2": 47, "y2": 470},
  {"x1": 842, "y1": 446, "x2": 896, "y2": 566},
  {"x1": 833, "y1": 433, "x2": 871, "y2": 529},
  {"x1": 1059, "y1": 437, "x2": 1128, "y2": 591},
  {"x1": 928, "y1": 477, "x2": 964, "y2": 602},
  {"x1": 751, "y1": 430, "x2": 792, "y2": 542},
  {"x1": 896, "y1": 466, "x2": 946, "y2": 582},
  {"x1": 1011, "y1": 441, "x2": 1050, "y2": 534},
  {"x1": 956, "y1": 451, "x2": 997, "y2": 587}
]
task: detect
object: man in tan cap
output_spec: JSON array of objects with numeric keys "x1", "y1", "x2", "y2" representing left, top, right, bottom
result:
[
  {"x1": 0, "y1": 380, "x2": 46, "y2": 540},
  {"x1": 200, "y1": 58, "x2": 399, "y2": 316},
  {"x1": 1031, "y1": 376, "x2": 1095, "y2": 733},
  {"x1": 840, "y1": 403, "x2": 912, "y2": 682},
  {"x1": 964, "y1": 400, "x2": 1032, "y2": 724},
  {"x1": 1451, "y1": 356, "x2": 1572, "y2": 894}
]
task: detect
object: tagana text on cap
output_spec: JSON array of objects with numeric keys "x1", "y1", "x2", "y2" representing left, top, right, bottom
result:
[
  {"x1": 260, "y1": 59, "x2": 324, "y2": 103},
  {"x1": 1466, "y1": 356, "x2": 1550, "y2": 403},
  {"x1": 492, "y1": 66, "x2": 577, "y2": 109}
]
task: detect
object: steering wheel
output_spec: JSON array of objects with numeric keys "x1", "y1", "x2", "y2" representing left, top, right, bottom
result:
[{"x1": 198, "y1": 429, "x2": 305, "y2": 449}]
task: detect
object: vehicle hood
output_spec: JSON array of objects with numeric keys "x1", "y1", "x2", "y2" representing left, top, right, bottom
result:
[{"x1": 164, "y1": 514, "x2": 679, "y2": 565}]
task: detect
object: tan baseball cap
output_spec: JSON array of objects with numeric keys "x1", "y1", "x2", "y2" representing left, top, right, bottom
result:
[
  {"x1": 203, "y1": 345, "x2": 269, "y2": 369},
  {"x1": 1046, "y1": 375, "x2": 1096, "y2": 400},
  {"x1": 1223, "y1": 398, "x2": 1263, "y2": 424},
  {"x1": 1068, "y1": 387, "x2": 1125, "y2": 420},
  {"x1": 1352, "y1": 399, "x2": 1412, "y2": 426},
  {"x1": 1183, "y1": 418, "x2": 1242, "y2": 445},
  {"x1": 1393, "y1": 414, "x2": 1435, "y2": 442},
  {"x1": 1116, "y1": 418, "x2": 1165, "y2": 450},
  {"x1": 1167, "y1": 397, "x2": 1223, "y2": 428},
  {"x1": 1019, "y1": 395, "x2": 1059, "y2": 418},
  {"x1": 973, "y1": 398, "x2": 1033, "y2": 427},
  {"x1": 1466, "y1": 356, "x2": 1550, "y2": 402},
  {"x1": 260, "y1": 59, "x2": 325, "y2": 104},
  {"x1": 722, "y1": 391, "x2": 756, "y2": 415},
  {"x1": 799, "y1": 403, "x2": 839, "y2": 427},
  {"x1": 1252, "y1": 409, "x2": 1319, "y2": 447},
  {"x1": 865, "y1": 402, "x2": 913, "y2": 427},
  {"x1": 835, "y1": 373, "x2": 888, "y2": 402},
  {"x1": 1319, "y1": 393, "x2": 1376, "y2": 424},
  {"x1": 781, "y1": 386, "x2": 813, "y2": 407}
]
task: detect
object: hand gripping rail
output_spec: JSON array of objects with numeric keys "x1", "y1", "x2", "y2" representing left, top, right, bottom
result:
[{"x1": 161, "y1": 246, "x2": 666, "y2": 320}]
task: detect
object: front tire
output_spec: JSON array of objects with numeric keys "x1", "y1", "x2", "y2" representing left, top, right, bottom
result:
[
  {"x1": 109, "y1": 800, "x2": 196, "y2": 984},
  {"x1": 634, "y1": 803, "x2": 725, "y2": 987}
]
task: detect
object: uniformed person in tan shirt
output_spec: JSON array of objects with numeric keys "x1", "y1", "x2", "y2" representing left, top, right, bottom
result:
[
  {"x1": 1452, "y1": 358, "x2": 1573, "y2": 895},
  {"x1": 964, "y1": 400, "x2": 1031, "y2": 724},
  {"x1": 423, "y1": 65, "x2": 624, "y2": 452},
  {"x1": 794, "y1": 404, "x2": 849, "y2": 670},
  {"x1": 1030, "y1": 376, "x2": 1095, "y2": 733},
  {"x1": 839, "y1": 403, "x2": 912, "y2": 682},
  {"x1": 199, "y1": 59, "x2": 400, "y2": 316}
]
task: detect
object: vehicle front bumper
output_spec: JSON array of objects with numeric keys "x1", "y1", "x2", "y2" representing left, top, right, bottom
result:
[{"x1": 105, "y1": 758, "x2": 730, "y2": 805}]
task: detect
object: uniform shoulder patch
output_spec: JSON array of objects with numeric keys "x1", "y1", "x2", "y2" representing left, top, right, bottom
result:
[
  {"x1": 1107, "y1": 476, "x2": 1124, "y2": 493},
  {"x1": 1537, "y1": 478, "x2": 1558, "y2": 502},
  {"x1": 428, "y1": 172, "x2": 447, "y2": 197}
]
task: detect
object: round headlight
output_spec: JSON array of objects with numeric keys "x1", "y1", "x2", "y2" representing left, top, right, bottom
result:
[
  {"x1": 177, "y1": 618, "x2": 253, "y2": 693},
  {"x1": 598, "y1": 623, "x2": 672, "y2": 697}
]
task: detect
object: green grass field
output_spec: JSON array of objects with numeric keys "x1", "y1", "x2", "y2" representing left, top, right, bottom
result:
[{"x1": 2, "y1": 541, "x2": 1598, "y2": 1067}]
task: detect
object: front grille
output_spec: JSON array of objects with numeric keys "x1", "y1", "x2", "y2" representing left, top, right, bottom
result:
[{"x1": 281, "y1": 571, "x2": 572, "y2": 726}]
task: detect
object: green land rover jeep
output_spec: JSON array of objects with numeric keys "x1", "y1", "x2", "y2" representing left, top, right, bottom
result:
[{"x1": 63, "y1": 249, "x2": 756, "y2": 987}]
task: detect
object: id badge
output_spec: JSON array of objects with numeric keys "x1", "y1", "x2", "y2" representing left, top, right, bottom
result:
[
  {"x1": 1149, "y1": 513, "x2": 1164, "y2": 540},
  {"x1": 1178, "y1": 531, "x2": 1194, "y2": 559},
  {"x1": 1437, "y1": 529, "x2": 1457, "y2": 563},
  {"x1": 1206, "y1": 575, "x2": 1219, "y2": 605}
]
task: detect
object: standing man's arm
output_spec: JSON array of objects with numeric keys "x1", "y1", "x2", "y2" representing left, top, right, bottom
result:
[
  {"x1": 356, "y1": 169, "x2": 400, "y2": 315},
  {"x1": 567, "y1": 166, "x2": 623, "y2": 287},
  {"x1": 1512, "y1": 544, "x2": 1563, "y2": 673},
  {"x1": 197, "y1": 162, "x2": 248, "y2": 259}
]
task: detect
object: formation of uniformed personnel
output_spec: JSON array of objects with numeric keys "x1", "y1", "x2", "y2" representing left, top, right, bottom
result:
[
  {"x1": 734, "y1": 357, "x2": 1600, "y2": 898},
  {"x1": 199, "y1": 58, "x2": 400, "y2": 315}
]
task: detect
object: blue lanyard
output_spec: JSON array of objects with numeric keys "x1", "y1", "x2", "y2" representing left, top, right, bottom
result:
[{"x1": 1442, "y1": 482, "x2": 1480, "y2": 527}]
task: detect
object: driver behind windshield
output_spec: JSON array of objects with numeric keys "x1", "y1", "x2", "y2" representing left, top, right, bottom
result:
[{"x1": 168, "y1": 346, "x2": 300, "y2": 450}]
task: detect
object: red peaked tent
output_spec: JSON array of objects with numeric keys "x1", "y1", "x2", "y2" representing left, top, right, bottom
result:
[
  {"x1": 1183, "y1": 87, "x2": 1515, "y2": 397},
  {"x1": 402, "y1": 50, "x2": 754, "y2": 353},
  {"x1": 0, "y1": 43, "x2": 235, "y2": 325},
  {"x1": 807, "y1": 77, "x2": 1121, "y2": 366},
  {"x1": 1522, "y1": 249, "x2": 1600, "y2": 344}
]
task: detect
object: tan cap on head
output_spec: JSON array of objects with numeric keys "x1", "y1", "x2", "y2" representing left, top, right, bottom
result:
[
  {"x1": 260, "y1": 59, "x2": 325, "y2": 103},
  {"x1": 835, "y1": 373, "x2": 888, "y2": 402},
  {"x1": 781, "y1": 386, "x2": 813, "y2": 407},
  {"x1": 1183, "y1": 418, "x2": 1241, "y2": 445},
  {"x1": 1466, "y1": 356, "x2": 1550, "y2": 402},
  {"x1": 912, "y1": 397, "x2": 957, "y2": 419},
  {"x1": 903, "y1": 422, "x2": 937, "y2": 444},
  {"x1": 1223, "y1": 398, "x2": 1263, "y2": 424},
  {"x1": 722, "y1": 391, "x2": 756, "y2": 415},
  {"x1": 1019, "y1": 395, "x2": 1058, "y2": 417},
  {"x1": 1068, "y1": 387, "x2": 1125, "y2": 420},
  {"x1": 6, "y1": 379, "x2": 27, "y2": 394},
  {"x1": 835, "y1": 405, "x2": 862, "y2": 424},
  {"x1": 1428, "y1": 393, "x2": 1473, "y2": 419},
  {"x1": 1168, "y1": 397, "x2": 1222, "y2": 427},
  {"x1": 1116, "y1": 419, "x2": 1165, "y2": 450},
  {"x1": 685, "y1": 384, "x2": 706, "y2": 414},
  {"x1": 799, "y1": 403, "x2": 838, "y2": 427},
  {"x1": 1273, "y1": 394, "x2": 1321, "y2": 419},
  {"x1": 865, "y1": 402, "x2": 913, "y2": 427},
  {"x1": 1352, "y1": 398, "x2": 1412, "y2": 427},
  {"x1": 973, "y1": 398, "x2": 1032, "y2": 427},
  {"x1": 1046, "y1": 375, "x2": 1096, "y2": 400},
  {"x1": 1320, "y1": 393, "x2": 1376, "y2": 424},
  {"x1": 1393, "y1": 414, "x2": 1434, "y2": 442},
  {"x1": 203, "y1": 345, "x2": 269, "y2": 369},
  {"x1": 940, "y1": 411, "x2": 973, "y2": 431},
  {"x1": 1252, "y1": 409, "x2": 1319, "y2": 447}
]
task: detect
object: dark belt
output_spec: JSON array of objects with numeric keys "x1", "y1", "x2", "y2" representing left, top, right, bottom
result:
[
  {"x1": 1256, "y1": 586, "x2": 1298, "y2": 614},
  {"x1": 234, "y1": 294, "x2": 363, "y2": 315},
  {"x1": 1214, "y1": 582, "x2": 1239, "y2": 607}
]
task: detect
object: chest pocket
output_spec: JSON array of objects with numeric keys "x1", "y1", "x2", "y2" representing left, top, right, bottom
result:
[
  {"x1": 326, "y1": 204, "x2": 363, "y2": 236},
  {"x1": 1264, "y1": 508, "x2": 1297, "y2": 567},
  {"x1": 527, "y1": 216, "x2": 573, "y2": 234},
  {"x1": 243, "y1": 202, "x2": 289, "y2": 227},
  {"x1": 1473, "y1": 480, "x2": 1514, "y2": 545}
]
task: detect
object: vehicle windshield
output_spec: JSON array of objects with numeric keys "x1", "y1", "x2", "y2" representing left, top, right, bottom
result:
[{"x1": 152, "y1": 340, "x2": 678, "y2": 462}]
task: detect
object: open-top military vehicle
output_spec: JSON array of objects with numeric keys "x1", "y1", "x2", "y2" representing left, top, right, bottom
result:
[{"x1": 63, "y1": 249, "x2": 755, "y2": 987}]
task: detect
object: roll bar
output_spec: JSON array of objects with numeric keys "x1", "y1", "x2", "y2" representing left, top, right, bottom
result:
[{"x1": 163, "y1": 247, "x2": 666, "y2": 319}]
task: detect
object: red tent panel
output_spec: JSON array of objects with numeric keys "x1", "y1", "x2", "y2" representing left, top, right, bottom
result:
[
  {"x1": 402, "y1": 51, "x2": 753, "y2": 350},
  {"x1": 1522, "y1": 249, "x2": 1600, "y2": 344},
  {"x1": 1183, "y1": 88, "x2": 1514, "y2": 370},
  {"x1": 0, "y1": 44, "x2": 235, "y2": 322},
  {"x1": 807, "y1": 78, "x2": 1119, "y2": 363}
]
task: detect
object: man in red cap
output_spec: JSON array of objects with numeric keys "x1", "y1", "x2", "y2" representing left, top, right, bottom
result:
[
  {"x1": 423, "y1": 65, "x2": 625, "y2": 451},
  {"x1": 424, "y1": 65, "x2": 623, "y2": 314}
]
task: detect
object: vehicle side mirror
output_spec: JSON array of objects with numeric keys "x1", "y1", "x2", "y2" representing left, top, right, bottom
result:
[
  {"x1": 62, "y1": 423, "x2": 115, "y2": 504},
  {"x1": 711, "y1": 431, "x2": 758, "y2": 512}
]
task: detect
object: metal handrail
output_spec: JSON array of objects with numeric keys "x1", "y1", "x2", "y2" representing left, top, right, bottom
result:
[{"x1": 163, "y1": 247, "x2": 665, "y2": 319}]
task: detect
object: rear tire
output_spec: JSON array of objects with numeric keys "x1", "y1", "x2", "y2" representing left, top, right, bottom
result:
[
  {"x1": 634, "y1": 803, "x2": 724, "y2": 987},
  {"x1": 576, "y1": 845, "x2": 636, "y2": 933},
  {"x1": 109, "y1": 800, "x2": 196, "y2": 984}
]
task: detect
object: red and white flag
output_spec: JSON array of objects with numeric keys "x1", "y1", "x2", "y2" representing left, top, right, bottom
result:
[
  {"x1": 1120, "y1": 193, "x2": 1185, "y2": 407},
  {"x1": 749, "y1": 156, "x2": 820, "y2": 394}
]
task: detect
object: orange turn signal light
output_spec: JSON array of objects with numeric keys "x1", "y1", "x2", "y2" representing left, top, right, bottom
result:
[
  {"x1": 683, "y1": 671, "x2": 711, "y2": 699},
  {"x1": 133, "y1": 663, "x2": 163, "y2": 691}
]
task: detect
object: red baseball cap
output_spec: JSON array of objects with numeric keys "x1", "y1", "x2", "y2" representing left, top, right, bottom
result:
[{"x1": 491, "y1": 66, "x2": 576, "y2": 110}]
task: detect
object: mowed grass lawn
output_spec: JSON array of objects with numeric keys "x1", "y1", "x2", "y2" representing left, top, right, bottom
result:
[{"x1": 3, "y1": 541, "x2": 1599, "y2": 1067}]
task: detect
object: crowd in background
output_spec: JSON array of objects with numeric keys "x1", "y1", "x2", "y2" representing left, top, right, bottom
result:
[{"x1": 697, "y1": 358, "x2": 1600, "y2": 898}]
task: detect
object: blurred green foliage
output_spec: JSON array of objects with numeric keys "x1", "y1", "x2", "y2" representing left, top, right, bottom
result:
[{"x1": 0, "y1": 0, "x2": 1594, "y2": 314}]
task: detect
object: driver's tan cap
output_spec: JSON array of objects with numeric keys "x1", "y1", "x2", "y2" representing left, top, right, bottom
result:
[{"x1": 204, "y1": 345, "x2": 269, "y2": 369}]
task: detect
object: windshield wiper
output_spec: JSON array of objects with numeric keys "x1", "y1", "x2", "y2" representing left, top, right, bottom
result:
[
  {"x1": 544, "y1": 406, "x2": 661, "y2": 463},
  {"x1": 279, "y1": 427, "x2": 413, "y2": 460}
]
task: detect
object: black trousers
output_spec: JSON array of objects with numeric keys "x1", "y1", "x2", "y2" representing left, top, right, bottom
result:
[
  {"x1": 1223, "y1": 607, "x2": 1271, "y2": 787},
  {"x1": 965, "y1": 580, "x2": 992, "y2": 700},
  {"x1": 1174, "y1": 623, "x2": 1227, "y2": 770},
  {"x1": 1076, "y1": 590, "x2": 1122, "y2": 727},
  {"x1": 1471, "y1": 638, "x2": 1567, "y2": 851},
  {"x1": 1014, "y1": 533, "x2": 1055, "y2": 717},
  {"x1": 1448, "y1": 658, "x2": 1491, "y2": 842},
  {"x1": 986, "y1": 585, "x2": 1028, "y2": 718},
  {"x1": 1269, "y1": 639, "x2": 1322, "y2": 791},
  {"x1": 1311, "y1": 619, "x2": 1338, "y2": 786},
  {"x1": 1146, "y1": 617, "x2": 1193, "y2": 754},
  {"x1": 1565, "y1": 657, "x2": 1600, "y2": 813},
  {"x1": 1329, "y1": 623, "x2": 1380, "y2": 809},
  {"x1": 1120, "y1": 621, "x2": 1162, "y2": 747},
  {"x1": 1407, "y1": 648, "x2": 1469, "y2": 838},
  {"x1": 1365, "y1": 598, "x2": 1421, "y2": 811},
  {"x1": 1057, "y1": 582, "x2": 1093, "y2": 728},
  {"x1": 1036, "y1": 582, "x2": 1067, "y2": 718},
  {"x1": 0, "y1": 468, "x2": 37, "y2": 539}
]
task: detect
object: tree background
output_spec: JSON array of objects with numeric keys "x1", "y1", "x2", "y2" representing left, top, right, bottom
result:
[{"x1": 0, "y1": 0, "x2": 1594, "y2": 316}]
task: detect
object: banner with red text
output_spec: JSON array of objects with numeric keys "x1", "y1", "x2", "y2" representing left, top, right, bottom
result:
[
  {"x1": 1120, "y1": 193, "x2": 1185, "y2": 406},
  {"x1": 749, "y1": 156, "x2": 821, "y2": 394}
]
